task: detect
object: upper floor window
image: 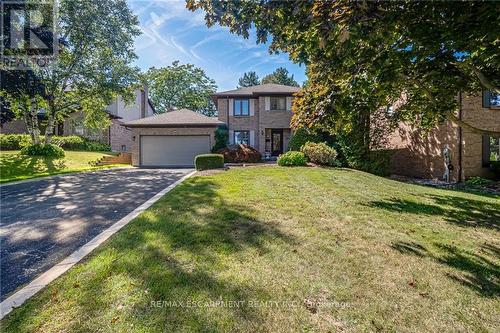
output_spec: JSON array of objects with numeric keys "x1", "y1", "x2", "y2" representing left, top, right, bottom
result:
[
  {"x1": 234, "y1": 131, "x2": 250, "y2": 145},
  {"x1": 234, "y1": 99, "x2": 249, "y2": 116},
  {"x1": 491, "y1": 94, "x2": 500, "y2": 107},
  {"x1": 270, "y1": 97, "x2": 286, "y2": 110},
  {"x1": 482, "y1": 91, "x2": 500, "y2": 108}
]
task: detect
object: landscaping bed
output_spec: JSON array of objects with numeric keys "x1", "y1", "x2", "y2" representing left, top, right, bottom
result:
[{"x1": 1, "y1": 167, "x2": 498, "y2": 332}]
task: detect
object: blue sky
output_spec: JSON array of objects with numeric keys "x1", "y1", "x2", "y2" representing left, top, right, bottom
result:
[{"x1": 127, "y1": 0, "x2": 306, "y2": 91}]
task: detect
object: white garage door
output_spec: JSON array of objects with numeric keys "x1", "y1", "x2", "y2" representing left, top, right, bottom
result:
[{"x1": 140, "y1": 135, "x2": 210, "y2": 167}]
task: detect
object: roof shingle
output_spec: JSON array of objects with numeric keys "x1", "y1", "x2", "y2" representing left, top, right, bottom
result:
[
  {"x1": 213, "y1": 83, "x2": 300, "y2": 97},
  {"x1": 124, "y1": 109, "x2": 224, "y2": 127}
]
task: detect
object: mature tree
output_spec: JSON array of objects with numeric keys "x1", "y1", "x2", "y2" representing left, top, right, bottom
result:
[
  {"x1": 0, "y1": 70, "x2": 46, "y2": 143},
  {"x1": 1, "y1": 0, "x2": 140, "y2": 144},
  {"x1": 146, "y1": 61, "x2": 218, "y2": 116},
  {"x1": 187, "y1": 0, "x2": 500, "y2": 138},
  {"x1": 237, "y1": 71, "x2": 260, "y2": 88},
  {"x1": 261, "y1": 67, "x2": 299, "y2": 87}
]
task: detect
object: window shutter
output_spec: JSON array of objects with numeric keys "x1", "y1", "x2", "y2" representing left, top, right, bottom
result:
[
  {"x1": 482, "y1": 91, "x2": 491, "y2": 108},
  {"x1": 286, "y1": 96, "x2": 292, "y2": 111},
  {"x1": 265, "y1": 97, "x2": 270, "y2": 111},
  {"x1": 228, "y1": 99, "x2": 234, "y2": 116},
  {"x1": 250, "y1": 130, "x2": 255, "y2": 146},
  {"x1": 482, "y1": 135, "x2": 491, "y2": 167},
  {"x1": 249, "y1": 99, "x2": 255, "y2": 116},
  {"x1": 229, "y1": 130, "x2": 234, "y2": 144}
]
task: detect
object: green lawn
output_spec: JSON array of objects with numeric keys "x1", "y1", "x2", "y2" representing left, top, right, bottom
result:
[
  {"x1": 0, "y1": 150, "x2": 128, "y2": 183},
  {"x1": 2, "y1": 167, "x2": 499, "y2": 332}
]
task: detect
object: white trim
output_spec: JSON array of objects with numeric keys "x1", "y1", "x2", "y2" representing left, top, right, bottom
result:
[
  {"x1": 228, "y1": 98, "x2": 234, "y2": 116},
  {"x1": 286, "y1": 96, "x2": 292, "y2": 111},
  {"x1": 265, "y1": 96, "x2": 270, "y2": 111},
  {"x1": 0, "y1": 171, "x2": 196, "y2": 320},
  {"x1": 249, "y1": 99, "x2": 255, "y2": 116},
  {"x1": 228, "y1": 130, "x2": 234, "y2": 144},
  {"x1": 250, "y1": 130, "x2": 255, "y2": 146}
]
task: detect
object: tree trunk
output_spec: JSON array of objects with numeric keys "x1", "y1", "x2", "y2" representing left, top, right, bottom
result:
[
  {"x1": 24, "y1": 104, "x2": 41, "y2": 144},
  {"x1": 31, "y1": 108, "x2": 41, "y2": 144},
  {"x1": 44, "y1": 102, "x2": 56, "y2": 144}
]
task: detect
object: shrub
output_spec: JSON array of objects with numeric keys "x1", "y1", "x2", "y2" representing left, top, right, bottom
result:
[
  {"x1": 211, "y1": 126, "x2": 228, "y2": 152},
  {"x1": 300, "y1": 141, "x2": 338, "y2": 166},
  {"x1": 288, "y1": 127, "x2": 336, "y2": 151},
  {"x1": 277, "y1": 151, "x2": 307, "y2": 167},
  {"x1": 20, "y1": 144, "x2": 65, "y2": 158},
  {"x1": 366, "y1": 150, "x2": 392, "y2": 176},
  {"x1": 465, "y1": 176, "x2": 493, "y2": 186},
  {"x1": 195, "y1": 154, "x2": 224, "y2": 171},
  {"x1": 490, "y1": 161, "x2": 500, "y2": 179},
  {"x1": 0, "y1": 134, "x2": 31, "y2": 150},
  {"x1": 0, "y1": 134, "x2": 110, "y2": 151},
  {"x1": 216, "y1": 144, "x2": 262, "y2": 163}
]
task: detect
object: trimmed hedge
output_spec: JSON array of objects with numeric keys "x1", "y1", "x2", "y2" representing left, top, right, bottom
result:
[
  {"x1": 301, "y1": 141, "x2": 338, "y2": 166},
  {"x1": 277, "y1": 151, "x2": 307, "y2": 167},
  {"x1": 195, "y1": 154, "x2": 224, "y2": 171},
  {"x1": 0, "y1": 134, "x2": 31, "y2": 150},
  {"x1": 20, "y1": 144, "x2": 65, "y2": 158},
  {"x1": 0, "y1": 134, "x2": 110, "y2": 151}
]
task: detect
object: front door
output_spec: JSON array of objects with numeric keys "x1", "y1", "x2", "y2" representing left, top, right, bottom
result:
[{"x1": 271, "y1": 129, "x2": 283, "y2": 156}]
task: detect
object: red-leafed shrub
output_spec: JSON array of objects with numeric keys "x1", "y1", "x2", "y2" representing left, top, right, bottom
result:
[{"x1": 216, "y1": 144, "x2": 262, "y2": 163}]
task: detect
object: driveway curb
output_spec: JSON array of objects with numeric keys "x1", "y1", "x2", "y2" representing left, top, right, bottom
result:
[{"x1": 0, "y1": 170, "x2": 196, "y2": 320}]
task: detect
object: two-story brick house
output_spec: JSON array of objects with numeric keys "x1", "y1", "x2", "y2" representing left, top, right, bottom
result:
[{"x1": 212, "y1": 84, "x2": 301, "y2": 157}]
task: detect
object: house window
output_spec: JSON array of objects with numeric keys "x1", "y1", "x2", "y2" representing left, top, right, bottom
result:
[
  {"x1": 234, "y1": 99, "x2": 249, "y2": 116},
  {"x1": 491, "y1": 93, "x2": 500, "y2": 107},
  {"x1": 74, "y1": 124, "x2": 84, "y2": 136},
  {"x1": 482, "y1": 136, "x2": 500, "y2": 166},
  {"x1": 121, "y1": 145, "x2": 127, "y2": 152},
  {"x1": 482, "y1": 91, "x2": 500, "y2": 108},
  {"x1": 386, "y1": 105, "x2": 394, "y2": 116},
  {"x1": 270, "y1": 97, "x2": 286, "y2": 110},
  {"x1": 234, "y1": 131, "x2": 250, "y2": 145}
]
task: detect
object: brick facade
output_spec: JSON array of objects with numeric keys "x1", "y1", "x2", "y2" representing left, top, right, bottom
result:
[
  {"x1": 129, "y1": 127, "x2": 216, "y2": 166},
  {"x1": 110, "y1": 119, "x2": 133, "y2": 152},
  {"x1": 216, "y1": 93, "x2": 294, "y2": 155},
  {"x1": 387, "y1": 93, "x2": 500, "y2": 181},
  {"x1": 0, "y1": 119, "x2": 28, "y2": 134}
]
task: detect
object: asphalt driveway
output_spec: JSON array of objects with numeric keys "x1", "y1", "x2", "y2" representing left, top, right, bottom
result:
[{"x1": 0, "y1": 168, "x2": 192, "y2": 301}]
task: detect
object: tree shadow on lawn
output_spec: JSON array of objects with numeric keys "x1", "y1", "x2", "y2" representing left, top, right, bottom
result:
[
  {"x1": 368, "y1": 194, "x2": 500, "y2": 230},
  {"x1": 0, "y1": 152, "x2": 65, "y2": 180},
  {"x1": 5, "y1": 177, "x2": 297, "y2": 332},
  {"x1": 391, "y1": 241, "x2": 500, "y2": 298}
]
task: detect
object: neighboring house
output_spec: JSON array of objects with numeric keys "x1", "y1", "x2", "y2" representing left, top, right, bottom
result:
[
  {"x1": 124, "y1": 108, "x2": 224, "y2": 167},
  {"x1": 212, "y1": 83, "x2": 301, "y2": 157},
  {"x1": 0, "y1": 86, "x2": 154, "y2": 152},
  {"x1": 385, "y1": 91, "x2": 500, "y2": 181}
]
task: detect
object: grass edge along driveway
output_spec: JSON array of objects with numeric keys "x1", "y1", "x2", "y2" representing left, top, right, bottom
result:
[
  {"x1": 1, "y1": 166, "x2": 499, "y2": 332},
  {"x1": 0, "y1": 150, "x2": 129, "y2": 183}
]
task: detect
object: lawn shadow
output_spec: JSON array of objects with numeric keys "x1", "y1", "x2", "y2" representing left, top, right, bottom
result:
[
  {"x1": 5, "y1": 176, "x2": 296, "y2": 331},
  {"x1": 0, "y1": 152, "x2": 66, "y2": 180},
  {"x1": 392, "y1": 241, "x2": 500, "y2": 298},
  {"x1": 368, "y1": 193, "x2": 500, "y2": 230}
]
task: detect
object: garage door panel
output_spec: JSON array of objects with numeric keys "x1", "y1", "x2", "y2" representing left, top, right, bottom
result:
[{"x1": 141, "y1": 135, "x2": 210, "y2": 167}]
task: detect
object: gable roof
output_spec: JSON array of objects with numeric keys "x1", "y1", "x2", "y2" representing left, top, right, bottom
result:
[
  {"x1": 213, "y1": 83, "x2": 300, "y2": 98},
  {"x1": 124, "y1": 109, "x2": 224, "y2": 127}
]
